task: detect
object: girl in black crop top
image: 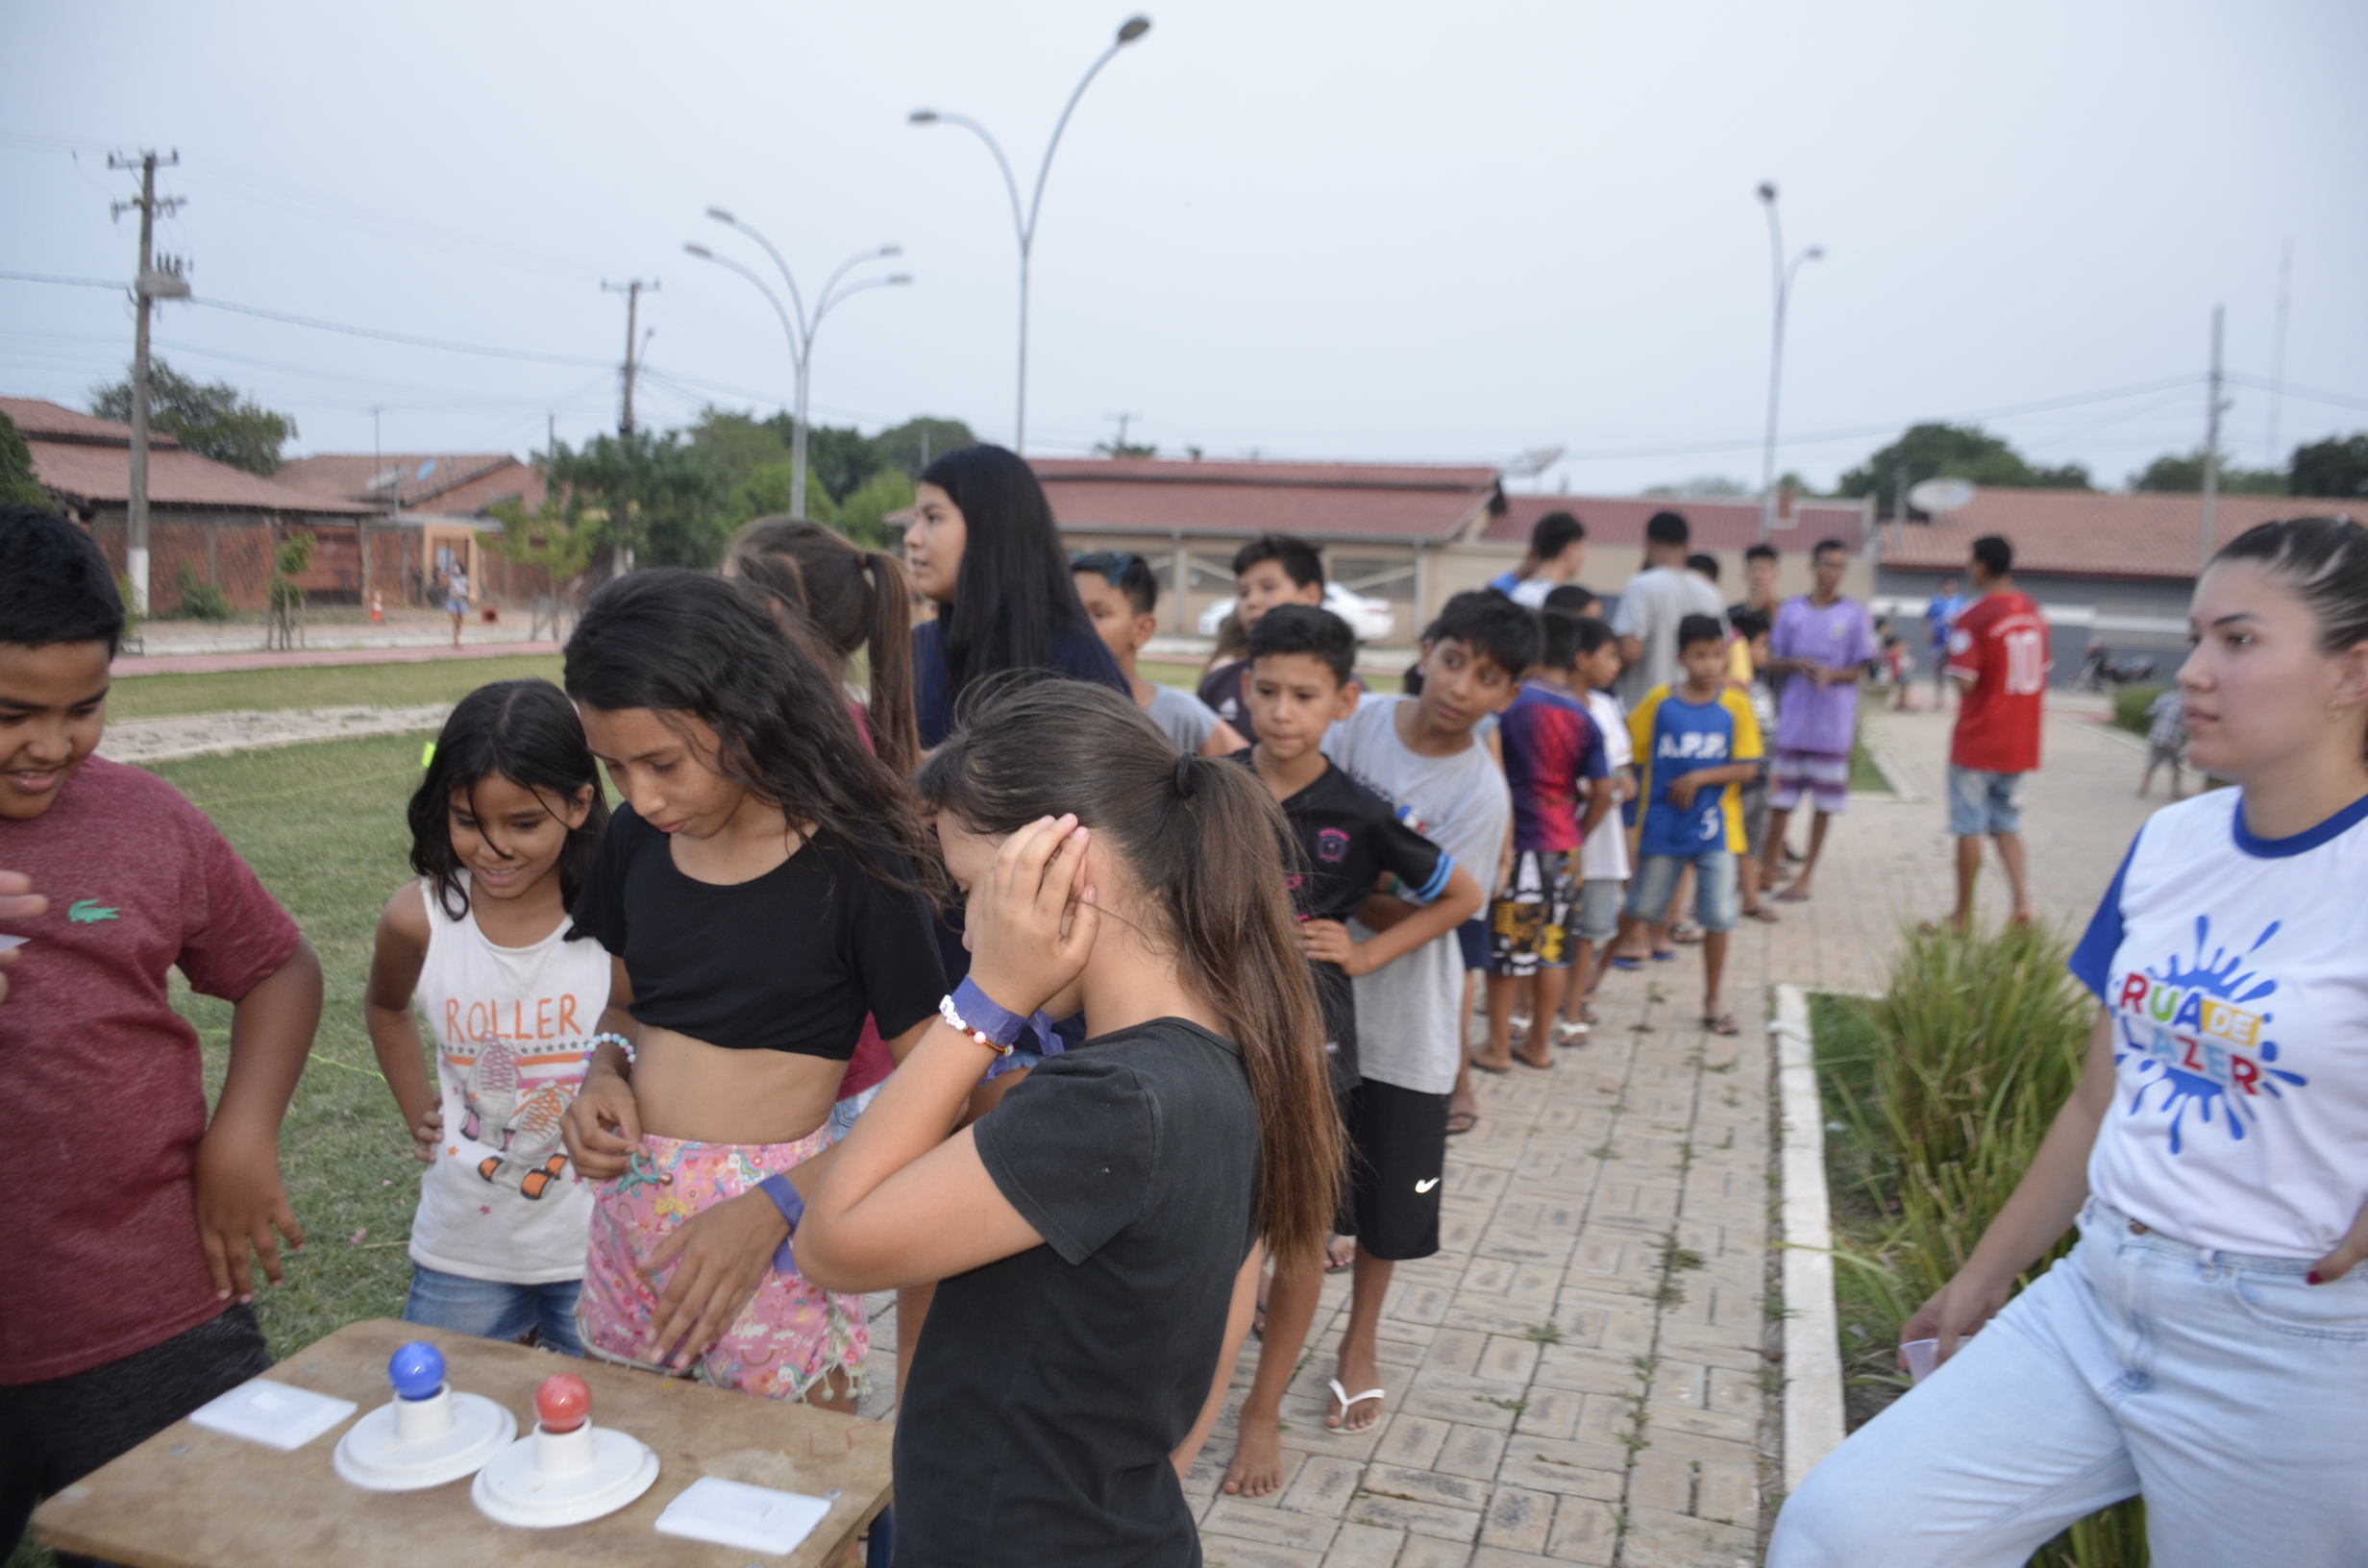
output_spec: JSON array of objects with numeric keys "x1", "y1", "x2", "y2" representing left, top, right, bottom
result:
[{"x1": 553, "y1": 570, "x2": 945, "y2": 1413}]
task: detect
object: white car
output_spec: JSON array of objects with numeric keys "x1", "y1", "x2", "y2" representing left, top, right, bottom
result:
[{"x1": 1197, "y1": 581, "x2": 1397, "y2": 642}]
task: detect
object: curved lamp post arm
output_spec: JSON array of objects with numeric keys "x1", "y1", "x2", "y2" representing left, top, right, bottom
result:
[
  {"x1": 929, "y1": 114, "x2": 1026, "y2": 253},
  {"x1": 818, "y1": 245, "x2": 902, "y2": 317},
  {"x1": 814, "y1": 272, "x2": 914, "y2": 336},
  {"x1": 685, "y1": 245, "x2": 803, "y2": 375},
  {"x1": 1026, "y1": 37, "x2": 1128, "y2": 246},
  {"x1": 718, "y1": 215, "x2": 813, "y2": 345}
]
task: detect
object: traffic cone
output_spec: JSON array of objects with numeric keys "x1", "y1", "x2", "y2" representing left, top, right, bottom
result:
[{"x1": 371, "y1": 591, "x2": 384, "y2": 624}]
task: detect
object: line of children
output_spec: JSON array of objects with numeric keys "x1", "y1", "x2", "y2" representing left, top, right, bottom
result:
[
  {"x1": 1616, "y1": 613, "x2": 1764, "y2": 1035},
  {"x1": 1476, "y1": 608, "x2": 1613, "y2": 1071},
  {"x1": 365, "y1": 680, "x2": 610, "y2": 1356},
  {"x1": 1, "y1": 507, "x2": 324, "y2": 1550},
  {"x1": 1072, "y1": 549, "x2": 1248, "y2": 755},
  {"x1": 1221, "y1": 605, "x2": 1484, "y2": 1493}
]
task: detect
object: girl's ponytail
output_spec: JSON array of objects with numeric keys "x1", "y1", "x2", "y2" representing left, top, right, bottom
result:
[
  {"x1": 919, "y1": 680, "x2": 1343, "y2": 1268},
  {"x1": 858, "y1": 549, "x2": 920, "y2": 778},
  {"x1": 724, "y1": 517, "x2": 920, "y2": 777}
]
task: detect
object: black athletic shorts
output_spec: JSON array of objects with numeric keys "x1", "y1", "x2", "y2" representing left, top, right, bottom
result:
[
  {"x1": 1343, "y1": 1078, "x2": 1448, "y2": 1262},
  {"x1": 3, "y1": 1305, "x2": 271, "y2": 1559}
]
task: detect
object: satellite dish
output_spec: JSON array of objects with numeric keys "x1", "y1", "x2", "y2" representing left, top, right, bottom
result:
[
  {"x1": 1908, "y1": 477, "x2": 1977, "y2": 515},
  {"x1": 416, "y1": 459, "x2": 438, "y2": 480},
  {"x1": 365, "y1": 468, "x2": 405, "y2": 493}
]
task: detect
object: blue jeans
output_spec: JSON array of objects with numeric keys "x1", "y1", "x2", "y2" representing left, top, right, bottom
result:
[
  {"x1": 404, "y1": 1265, "x2": 583, "y2": 1357},
  {"x1": 1770, "y1": 1201, "x2": 2368, "y2": 1568}
]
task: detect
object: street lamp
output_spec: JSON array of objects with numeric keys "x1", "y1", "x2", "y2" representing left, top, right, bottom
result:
[
  {"x1": 910, "y1": 13, "x2": 1152, "y2": 453},
  {"x1": 1756, "y1": 182, "x2": 1824, "y2": 543},
  {"x1": 686, "y1": 211, "x2": 910, "y2": 519}
]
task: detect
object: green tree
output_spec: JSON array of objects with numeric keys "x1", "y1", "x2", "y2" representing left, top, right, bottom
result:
[
  {"x1": 2290, "y1": 433, "x2": 2368, "y2": 500},
  {"x1": 834, "y1": 468, "x2": 916, "y2": 549},
  {"x1": 685, "y1": 407, "x2": 791, "y2": 493},
  {"x1": 89, "y1": 358, "x2": 298, "y2": 475},
  {"x1": 0, "y1": 409, "x2": 50, "y2": 506},
  {"x1": 869, "y1": 416, "x2": 975, "y2": 478},
  {"x1": 1837, "y1": 423, "x2": 2091, "y2": 516},
  {"x1": 2129, "y1": 450, "x2": 2285, "y2": 495},
  {"x1": 551, "y1": 430, "x2": 728, "y2": 570}
]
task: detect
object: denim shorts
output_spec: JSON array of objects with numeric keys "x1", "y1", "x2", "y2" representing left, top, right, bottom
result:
[
  {"x1": 1456, "y1": 917, "x2": 1492, "y2": 971},
  {"x1": 1948, "y1": 764, "x2": 2026, "y2": 837},
  {"x1": 1576, "y1": 876, "x2": 1623, "y2": 944},
  {"x1": 405, "y1": 1264, "x2": 583, "y2": 1357},
  {"x1": 1625, "y1": 850, "x2": 1739, "y2": 933}
]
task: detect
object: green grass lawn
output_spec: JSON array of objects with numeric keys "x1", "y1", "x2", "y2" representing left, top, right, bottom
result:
[{"x1": 106, "y1": 653, "x2": 565, "y2": 721}]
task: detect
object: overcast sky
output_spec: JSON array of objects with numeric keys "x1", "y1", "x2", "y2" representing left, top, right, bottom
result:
[{"x1": 4, "y1": 0, "x2": 2363, "y2": 497}]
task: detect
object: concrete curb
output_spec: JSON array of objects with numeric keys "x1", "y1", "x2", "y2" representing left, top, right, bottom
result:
[
  {"x1": 1771, "y1": 983, "x2": 1846, "y2": 1494},
  {"x1": 99, "y1": 705, "x2": 453, "y2": 765}
]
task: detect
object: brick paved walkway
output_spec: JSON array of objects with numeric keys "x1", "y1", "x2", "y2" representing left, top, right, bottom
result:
[{"x1": 860, "y1": 698, "x2": 2175, "y2": 1567}]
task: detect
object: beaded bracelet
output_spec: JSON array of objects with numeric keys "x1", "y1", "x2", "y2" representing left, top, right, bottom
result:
[
  {"x1": 584, "y1": 1030, "x2": 636, "y2": 1066},
  {"x1": 938, "y1": 993, "x2": 1015, "y2": 1056}
]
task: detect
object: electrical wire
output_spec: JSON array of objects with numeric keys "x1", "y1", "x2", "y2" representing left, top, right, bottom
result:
[{"x1": 185, "y1": 297, "x2": 611, "y2": 367}]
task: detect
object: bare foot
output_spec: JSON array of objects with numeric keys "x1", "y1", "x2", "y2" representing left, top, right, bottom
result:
[
  {"x1": 1325, "y1": 1235, "x2": 1357, "y2": 1271},
  {"x1": 1222, "y1": 1414, "x2": 1287, "y2": 1496},
  {"x1": 1326, "y1": 1349, "x2": 1387, "y2": 1432},
  {"x1": 1468, "y1": 1051, "x2": 1513, "y2": 1073}
]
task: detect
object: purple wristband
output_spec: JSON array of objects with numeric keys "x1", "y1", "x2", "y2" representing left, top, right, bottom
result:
[
  {"x1": 952, "y1": 976, "x2": 1033, "y2": 1048},
  {"x1": 758, "y1": 1174, "x2": 803, "y2": 1274}
]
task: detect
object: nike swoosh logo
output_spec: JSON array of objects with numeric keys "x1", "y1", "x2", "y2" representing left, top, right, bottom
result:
[{"x1": 1415, "y1": 1177, "x2": 1440, "y2": 1193}]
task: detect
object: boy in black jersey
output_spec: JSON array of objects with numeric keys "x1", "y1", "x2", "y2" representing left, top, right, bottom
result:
[{"x1": 1221, "y1": 605, "x2": 1484, "y2": 1497}]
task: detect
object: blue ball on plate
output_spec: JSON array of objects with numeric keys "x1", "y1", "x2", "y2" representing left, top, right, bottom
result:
[{"x1": 388, "y1": 1340, "x2": 445, "y2": 1401}]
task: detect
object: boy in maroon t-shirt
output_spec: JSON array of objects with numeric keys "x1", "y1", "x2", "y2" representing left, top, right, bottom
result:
[
  {"x1": 0, "y1": 507, "x2": 322, "y2": 1556},
  {"x1": 1942, "y1": 533, "x2": 2050, "y2": 931}
]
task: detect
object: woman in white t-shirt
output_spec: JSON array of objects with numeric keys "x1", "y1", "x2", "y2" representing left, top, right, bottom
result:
[{"x1": 1773, "y1": 517, "x2": 2368, "y2": 1568}]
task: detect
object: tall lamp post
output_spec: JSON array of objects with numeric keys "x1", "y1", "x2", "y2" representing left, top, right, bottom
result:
[
  {"x1": 687, "y1": 212, "x2": 909, "y2": 520},
  {"x1": 1756, "y1": 182, "x2": 1823, "y2": 543},
  {"x1": 910, "y1": 14, "x2": 1151, "y2": 454}
]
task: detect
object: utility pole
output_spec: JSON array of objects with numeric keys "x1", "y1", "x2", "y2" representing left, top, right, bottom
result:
[
  {"x1": 1103, "y1": 411, "x2": 1143, "y2": 454},
  {"x1": 2265, "y1": 240, "x2": 2292, "y2": 468},
  {"x1": 2198, "y1": 305, "x2": 2227, "y2": 576},
  {"x1": 110, "y1": 149, "x2": 186, "y2": 614},
  {"x1": 601, "y1": 279, "x2": 657, "y2": 435}
]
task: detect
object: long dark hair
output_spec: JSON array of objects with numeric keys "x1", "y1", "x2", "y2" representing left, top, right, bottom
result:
[
  {"x1": 917, "y1": 679, "x2": 1343, "y2": 1268},
  {"x1": 921, "y1": 444, "x2": 1098, "y2": 707},
  {"x1": 563, "y1": 570, "x2": 935, "y2": 890},
  {"x1": 407, "y1": 679, "x2": 608, "y2": 923},
  {"x1": 727, "y1": 517, "x2": 921, "y2": 778},
  {"x1": 2215, "y1": 515, "x2": 2368, "y2": 761}
]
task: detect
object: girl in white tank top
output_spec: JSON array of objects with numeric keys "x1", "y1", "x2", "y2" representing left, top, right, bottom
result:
[{"x1": 365, "y1": 681, "x2": 610, "y2": 1353}]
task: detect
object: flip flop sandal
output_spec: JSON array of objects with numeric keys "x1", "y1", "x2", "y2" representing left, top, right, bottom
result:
[
  {"x1": 1468, "y1": 1057, "x2": 1511, "y2": 1075},
  {"x1": 1445, "y1": 1109, "x2": 1479, "y2": 1136},
  {"x1": 1610, "y1": 956, "x2": 1643, "y2": 970},
  {"x1": 1515, "y1": 1052, "x2": 1555, "y2": 1069},
  {"x1": 1326, "y1": 1379, "x2": 1388, "y2": 1431},
  {"x1": 1670, "y1": 923, "x2": 1705, "y2": 944},
  {"x1": 1746, "y1": 906, "x2": 1782, "y2": 923},
  {"x1": 1554, "y1": 1019, "x2": 1591, "y2": 1044},
  {"x1": 1775, "y1": 888, "x2": 1813, "y2": 903},
  {"x1": 1703, "y1": 1013, "x2": 1740, "y2": 1036},
  {"x1": 1650, "y1": 948, "x2": 1679, "y2": 963}
]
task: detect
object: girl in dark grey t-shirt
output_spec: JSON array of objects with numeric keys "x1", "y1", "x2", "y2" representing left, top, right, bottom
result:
[{"x1": 796, "y1": 680, "x2": 1345, "y2": 1566}]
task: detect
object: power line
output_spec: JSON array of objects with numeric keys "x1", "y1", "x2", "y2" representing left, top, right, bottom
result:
[
  {"x1": 185, "y1": 296, "x2": 610, "y2": 367},
  {"x1": 2228, "y1": 373, "x2": 2368, "y2": 415},
  {"x1": 0, "y1": 268, "x2": 124, "y2": 289}
]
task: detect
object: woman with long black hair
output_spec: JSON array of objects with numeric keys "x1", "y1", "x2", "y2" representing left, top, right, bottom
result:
[{"x1": 902, "y1": 444, "x2": 1128, "y2": 747}]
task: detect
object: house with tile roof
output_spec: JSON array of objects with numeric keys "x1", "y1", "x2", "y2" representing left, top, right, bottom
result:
[
  {"x1": 4, "y1": 395, "x2": 380, "y2": 613},
  {"x1": 1873, "y1": 487, "x2": 2356, "y2": 684},
  {"x1": 274, "y1": 451, "x2": 555, "y2": 614},
  {"x1": 1024, "y1": 457, "x2": 1875, "y2": 642}
]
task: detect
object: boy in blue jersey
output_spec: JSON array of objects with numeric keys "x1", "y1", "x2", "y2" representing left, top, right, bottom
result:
[{"x1": 1621, "y1": 614, "x2": 1762, "y2": 1035}]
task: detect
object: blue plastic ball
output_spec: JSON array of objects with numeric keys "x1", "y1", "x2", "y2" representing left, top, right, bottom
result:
[{"x1": 388, "y1": 1340, "x2": 445, "y2": 1401}]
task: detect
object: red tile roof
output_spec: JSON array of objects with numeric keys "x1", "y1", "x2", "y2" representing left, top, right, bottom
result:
[
  {"x1": 1489, "y1": 492, "x2": 1871, "y2": 554},
  {"x1": 0, "y1": 396, "x2": 180, "y2": 448},
  {"x1": 30, "y1": 438, "x2": 373, "y2": 514},
  {"x1": 275, "y1": 453, "x2": 538, "y2": 512},
  {"x1": 1030, "y1": 457, "x2": 1502, "y2": 543},
  {"x1": 1875, "y1": 488, "x2": 2350, "y2": 580}
]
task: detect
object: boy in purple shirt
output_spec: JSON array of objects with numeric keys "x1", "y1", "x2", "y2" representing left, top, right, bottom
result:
[{"x1": 1759, "y1": 538, "x2": 1877, "y2": 902}]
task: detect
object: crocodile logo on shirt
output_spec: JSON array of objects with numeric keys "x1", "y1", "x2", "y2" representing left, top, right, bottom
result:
[{"x1": 67, "y1": 899, "x2": 119, "y2": 924}]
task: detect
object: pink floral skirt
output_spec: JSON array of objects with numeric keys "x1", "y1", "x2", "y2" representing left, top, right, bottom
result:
[{"x1": 576, "y1": 1128, "x2": 866, "y2": 1401}]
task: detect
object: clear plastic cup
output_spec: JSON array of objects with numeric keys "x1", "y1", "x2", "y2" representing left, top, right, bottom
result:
[{"x1": 1901, "y1": 1337, "x2": 1940, "y2": 1382}]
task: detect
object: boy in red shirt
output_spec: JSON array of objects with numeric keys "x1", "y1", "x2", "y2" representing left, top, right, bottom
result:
[
  {"x1": 0, "y1": 507, "x2": 322, "y2": 1556},
  {"x1": 1943, "y1": 534, "x2": 2049, "y2": 931}
]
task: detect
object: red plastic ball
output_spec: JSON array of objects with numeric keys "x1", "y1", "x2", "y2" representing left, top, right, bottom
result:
[{"x1": 534, "y1": 1373, "x2": 591, "y2": 1433}]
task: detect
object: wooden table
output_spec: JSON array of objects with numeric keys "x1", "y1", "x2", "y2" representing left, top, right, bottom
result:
[{"x1": 32, "y1": 1319, "x2": 892, "y2": 1568}]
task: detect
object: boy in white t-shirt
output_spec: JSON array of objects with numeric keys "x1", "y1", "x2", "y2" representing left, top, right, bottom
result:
[
  {"x1": 1319, "y1": 591, "x2": 1533, "y2": 1435},
  {"x1": 1571, "y1": 619, "x2": 1634, "y2": 1022}
]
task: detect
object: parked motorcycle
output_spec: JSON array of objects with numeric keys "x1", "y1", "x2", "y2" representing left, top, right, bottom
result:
[{"x1": 2077, "y1": 645, "x2": 2157, "y2": 690}]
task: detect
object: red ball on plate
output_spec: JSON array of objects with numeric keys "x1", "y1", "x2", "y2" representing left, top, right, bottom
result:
[{"x1": 534, "y1": 1373, "x2": 591, "y2": 1433}]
